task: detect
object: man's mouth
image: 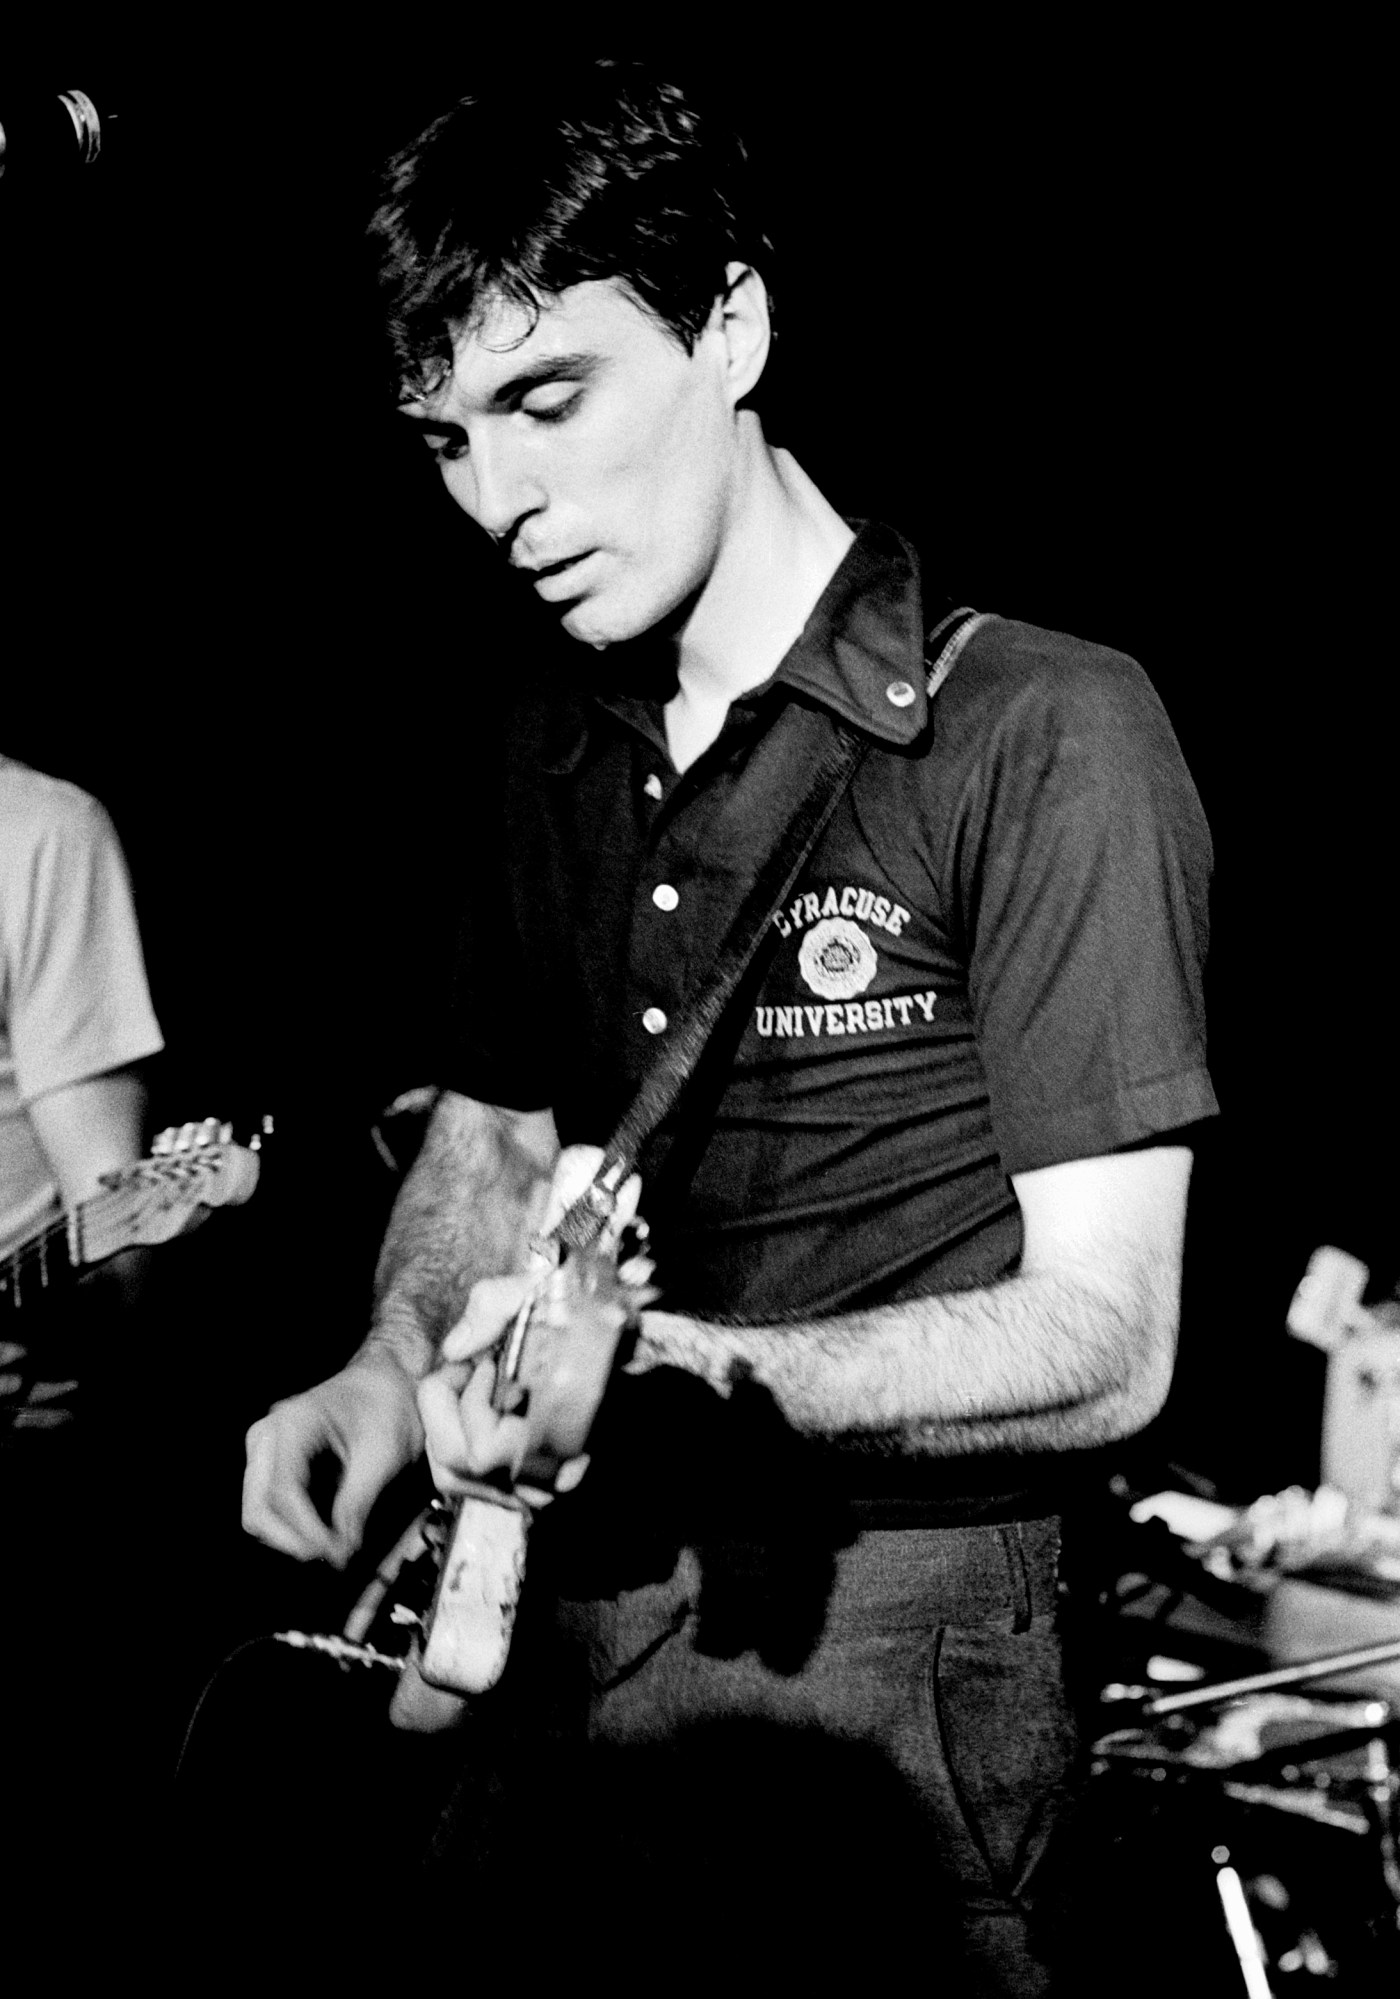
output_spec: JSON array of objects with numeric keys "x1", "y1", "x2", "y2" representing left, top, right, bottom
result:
[
  {"x1": 518, "y1": 551, "x2": 588, "y2": 575},
  {"x1": 524, "y1": 552, "x2": 595, "y2": 598}
]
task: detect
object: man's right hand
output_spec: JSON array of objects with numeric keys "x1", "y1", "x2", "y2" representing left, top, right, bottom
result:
[{"x1": 241, "y1": 1353, "x2": 424, "y2": 1567}]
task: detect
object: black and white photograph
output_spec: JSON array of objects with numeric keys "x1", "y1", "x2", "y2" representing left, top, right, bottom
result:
[{"x1": 1, "y1": 30, "x2": 1392, "y2": 1992}]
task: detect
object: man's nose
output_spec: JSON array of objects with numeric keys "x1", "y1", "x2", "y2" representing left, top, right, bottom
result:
[{"x1": 444, "y1": 428, "x2": 542, "y2": 545}]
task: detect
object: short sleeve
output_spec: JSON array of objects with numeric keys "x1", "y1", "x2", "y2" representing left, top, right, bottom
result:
[
  {"x1": 6, "y1": 790, "x2": 164, "y2": 1104},
  {"x1": 956, "y1": 633, "x2": 1217, "y2": 1173}
]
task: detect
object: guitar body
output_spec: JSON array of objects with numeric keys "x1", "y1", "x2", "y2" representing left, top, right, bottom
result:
[{"x1": 419, "y1": 1483, "x2": 532, "y2": 1695}]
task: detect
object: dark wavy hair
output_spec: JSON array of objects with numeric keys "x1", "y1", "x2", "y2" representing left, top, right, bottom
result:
[{"x1": 367, "y1": 60, "x2": 774, "y2": 401}]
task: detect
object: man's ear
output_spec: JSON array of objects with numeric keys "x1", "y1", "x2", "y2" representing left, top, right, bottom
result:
[{"x1": 718, "y1": 261, "x2": 771, "y2": 403}]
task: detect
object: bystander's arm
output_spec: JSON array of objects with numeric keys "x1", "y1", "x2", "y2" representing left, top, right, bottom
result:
[
  {"x1": 26, "y1": 1064, "x2": 149, "y2": 1207},
  {"x1": 1, "y1": 1065, "x2": 152, "y2": 1432},
  {"x1": 27, "y1": 1065, "x2": 152, "y2": 1306}
]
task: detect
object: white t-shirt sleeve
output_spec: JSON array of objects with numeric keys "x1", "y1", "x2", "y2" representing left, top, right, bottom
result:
[{"x1": 7, "y1": 790, "x2": 164, "y2": 1104}]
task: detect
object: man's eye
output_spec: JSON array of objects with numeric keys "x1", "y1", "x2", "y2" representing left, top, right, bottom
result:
[
  {"x1": 425, "y1": 434, "x2": 468, "y2": 462},
  {"x1": 521, "y1": 388, "x2": 581, "y2": 424}
]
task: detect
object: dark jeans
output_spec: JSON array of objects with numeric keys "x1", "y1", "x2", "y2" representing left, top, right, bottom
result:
[
  {"x1": 428, "y1": 1516, "x2": 1079, "y2": 1994},
  {"x1": 169, "y1": 1514, "x2": 1081, "y2": 1991}
]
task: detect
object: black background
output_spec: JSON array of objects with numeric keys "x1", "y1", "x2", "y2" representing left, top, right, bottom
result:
[{"x1": 1, "y1": 32, "x2": 1391, "y2": 1498}]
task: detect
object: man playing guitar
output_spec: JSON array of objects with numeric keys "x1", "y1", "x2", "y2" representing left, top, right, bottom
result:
[{"x1": 242, "y1": 61, "x2": 1215, "y2": 1992}]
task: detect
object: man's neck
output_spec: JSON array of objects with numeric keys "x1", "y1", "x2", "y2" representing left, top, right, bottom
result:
[{"x1": 664, "y1": 429, "x2": 854, "y2": 772}]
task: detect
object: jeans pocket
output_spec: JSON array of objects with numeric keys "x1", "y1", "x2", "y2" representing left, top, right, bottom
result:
[{"x1": 924, "y1": 1611, "x2": 1077, "y2": 1904}]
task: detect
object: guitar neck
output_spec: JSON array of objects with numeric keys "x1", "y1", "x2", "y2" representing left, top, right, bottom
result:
[
  {"x1": 1, "y1": 1128, "x2": 262, "y2": 1316},
  {"x1": 1, "y1": 1210, "x2": 81, "y2": 1315}
]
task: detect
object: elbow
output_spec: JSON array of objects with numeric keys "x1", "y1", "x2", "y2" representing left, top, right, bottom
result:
[{"x1": 1103, "y1": 1315, "x2": 1179, "y2": 1443}]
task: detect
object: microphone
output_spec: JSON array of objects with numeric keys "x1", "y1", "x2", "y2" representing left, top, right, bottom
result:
[{"x1": 0, "y1": 89, "x2": 112, "y2": 182}]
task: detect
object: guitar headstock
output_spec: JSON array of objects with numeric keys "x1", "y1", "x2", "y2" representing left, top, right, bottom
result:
[{"x1": 79, "y1": 1117, "x2": 263, "y2": 1264}]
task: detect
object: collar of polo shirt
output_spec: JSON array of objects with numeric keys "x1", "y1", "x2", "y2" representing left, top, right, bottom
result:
[{"x1": 542, "y1": 521, "x2": 932, "y2": 772}]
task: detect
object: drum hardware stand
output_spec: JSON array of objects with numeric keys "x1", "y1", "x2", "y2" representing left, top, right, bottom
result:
[
  {"x1": 1097, "y1": 1634, "x2": 1400, "y2": 1991},
  {"x1": 1118, "y1": 1634, "x2": 1400, "y2": 1722}
]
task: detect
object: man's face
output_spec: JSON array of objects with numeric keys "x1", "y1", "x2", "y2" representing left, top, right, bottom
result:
[{"x1": 401, "y1": 280, "x2": 743, "y2": 648}]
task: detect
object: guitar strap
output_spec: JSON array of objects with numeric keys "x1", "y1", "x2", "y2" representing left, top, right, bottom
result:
[{"x1": 553, "y1": 603, "x2": 987, "y2": 1254}]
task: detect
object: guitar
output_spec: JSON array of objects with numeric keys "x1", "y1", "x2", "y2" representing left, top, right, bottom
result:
[
  {"x1": 346, "y1": 1192, "x2": 654, "y2": 1732},
  {"x1": 0, "y1": 1118, "x2": 264, "y2": 1318}
]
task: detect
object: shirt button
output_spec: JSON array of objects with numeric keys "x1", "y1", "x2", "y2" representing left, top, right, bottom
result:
[
  {"x1": 885, "y1": 680, "x2": 917, "y2": 708},
  {"x1": 641, "y1": 1006, "x2": 668, "y2": 1035},
  {"x1": 643, "y1": 773, "x2": 663, "y2": 800},
  {"x1": 651, "y1": 883, "x2": 680, "y2": 912}
]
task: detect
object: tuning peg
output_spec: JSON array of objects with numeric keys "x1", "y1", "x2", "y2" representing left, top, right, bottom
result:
[{"x1": 151, "y1": 1118, "x2": 235, "y2": 1158}]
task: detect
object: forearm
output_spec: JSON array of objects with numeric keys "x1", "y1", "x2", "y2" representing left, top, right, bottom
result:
[
  {"x1": 358, "y1": 1092, "x2": 558, "y2": 1380},
  {"x1": 639, "y1": 1257, "x2": 1177, "y2": 1457},
  {"x1": 29, "y1": 1067, "x2": 148, "y2": 1207}
]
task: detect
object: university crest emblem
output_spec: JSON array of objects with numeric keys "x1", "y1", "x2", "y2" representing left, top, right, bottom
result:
[{"x1": 798, "y1": 918, "x2": 878, "y2": 1000}]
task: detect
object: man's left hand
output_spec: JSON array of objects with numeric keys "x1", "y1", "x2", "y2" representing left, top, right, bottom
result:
[
  {"x1": 417, "y1": 1142, "x2": 642, "y2": 1496},
  {"x1": 419, "y1": 1276, "x2": 538, "y2": 1493}
]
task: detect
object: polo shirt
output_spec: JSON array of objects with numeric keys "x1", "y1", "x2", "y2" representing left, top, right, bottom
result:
[{"x1": 447, "y1": 521, "x2": 1216, "y2": 1347}]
